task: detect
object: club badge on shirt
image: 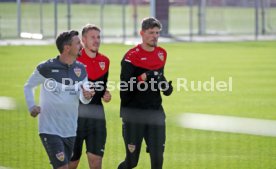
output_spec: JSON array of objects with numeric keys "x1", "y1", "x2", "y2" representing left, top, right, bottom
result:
[
  {"x1": 99, "y1": 62, "x2": 105, "y2": 70},
  {"x1": 56, "y1": 152, "x2": 65, "y2": 161},
  {"x1": 74, "y1": 67, "x2": 81, "y2": 77},
  {"x1": 158, "y1": 51, "x2": 164, "y2": 61}
]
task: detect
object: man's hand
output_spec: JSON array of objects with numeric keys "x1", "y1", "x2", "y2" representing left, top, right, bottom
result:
[
  {"x1": 82, "y1": 85, "x2": 95, "y2": 100},
  {"x1": 159, "y1": 75, "x2": 173, "y2": 96},
  {"x1": 30, "y1": 105, "x2": 41, "y2": 118},
  {"x1": 138, "y1": 70, "x2": 162, "y2": 81},
  {"x1": 102, "y1": 90, "x2": 111, "y2": 103},
  {"x1": 145, "y1": 70, "x2": 162, "y2": 81},
  {"x1": 162, "y1": 81, "x2": 173, "y2": 96}
]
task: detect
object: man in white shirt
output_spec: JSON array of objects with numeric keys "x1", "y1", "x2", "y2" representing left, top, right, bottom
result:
[{"x1": 24, "y1": 30, "x2": 95, "y2": 169}]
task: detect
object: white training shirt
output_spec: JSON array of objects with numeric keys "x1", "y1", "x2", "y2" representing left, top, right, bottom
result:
[{"x1": 24, "y1": 56, "x2": 91, "y2": 137}]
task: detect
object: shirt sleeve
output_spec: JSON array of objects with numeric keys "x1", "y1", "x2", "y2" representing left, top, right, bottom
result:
[
  {"x1": 120, "y1": 57, "x2": 138, "y2": 104},
  {"x1": 24, "y1": 69, "x2": 45, "y2": 112},
  {"x1": 92, "y1": 71, "x2": 109, "y2": 101},
  {"x1": 79, "y1": 76, "x2": 93, "y2": 104}
]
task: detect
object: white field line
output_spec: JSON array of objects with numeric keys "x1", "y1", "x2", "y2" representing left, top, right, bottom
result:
[
  {"x1": 0, "y1": 166, "x2": 11, "y2": 169},
  {"x1": 0, "y1": 96, "x2": 16, "y2": 110},
  {"x1": 179, "y1": 113, "x2": 276, "y2": 137}
]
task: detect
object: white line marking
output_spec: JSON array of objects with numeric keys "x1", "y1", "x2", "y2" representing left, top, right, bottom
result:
[
  {"x1": 0, "y1": 96, "x2": 16, "y2": 110},
  {"x1": 0, "y1": 166, "x2": 12, "y2": 169},
  {"x1": 20, "y1": 32, "x2": 43, "y2": 40},
  {"x1": 179, "y1": 113, "x2": 276, "y2": 137}
]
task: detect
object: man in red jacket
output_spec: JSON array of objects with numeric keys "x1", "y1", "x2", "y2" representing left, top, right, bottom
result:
[
  {"x1": 118, "y1": 17, "x2": 173, "y2": 169},
  {"x1": 69, "y1": 24, "x2": 111, "y2": 169}
]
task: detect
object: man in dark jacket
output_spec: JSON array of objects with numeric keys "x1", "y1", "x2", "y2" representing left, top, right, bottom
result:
[{"x1": 118, "y1": 17, "x2": 173, "y2": 169}]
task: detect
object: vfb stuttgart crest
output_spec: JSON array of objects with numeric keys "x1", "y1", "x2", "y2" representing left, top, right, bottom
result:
[
  {"x1": 74, "y1": 67, "x2": 82, "y2": 77},
  {"x1": 128, "y1": 144, "x2": 136, "y2": 153},
  {"x1": 99, "y1": 62, "x2": 105, "y2": 70},
  {"x1": 56, "y1": 152, "x2": 65, "y2": 161},
  {"x1": 158, "y1": 51, "x2": 164, "y2": 61}
]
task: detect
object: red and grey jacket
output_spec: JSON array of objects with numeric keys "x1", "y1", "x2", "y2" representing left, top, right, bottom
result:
[
  {"x1": 77, "y1": 48, "x2": 110, "y2": 105},
  {"x1": 120, "y1": 44, "x2": 167, "y2": 111}
]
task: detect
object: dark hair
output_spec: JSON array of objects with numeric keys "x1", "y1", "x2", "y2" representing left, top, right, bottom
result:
[
  {"x1": 141, "y1": 17, "x2": 162, "y2": 31},
  {"x1": 82, "y1": 24, "x2": 101, "y2": 37},
  {"x1": 56, "y1": 30, "x2": 79, "y2": 53}
]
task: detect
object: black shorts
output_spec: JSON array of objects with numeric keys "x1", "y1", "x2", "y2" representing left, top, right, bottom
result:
[
  {"x1": 120, "y1": 107, "x2": 165, "y2": 125},
  {"x1": 71, "y1": 117, "x2": 107, "y2": 161},
  {"x1": 122, "y1": 119, "x2": 166, "y2": 155},
  {"x1": 40, "y1": 134, "x2": 75, "y2": 169}
]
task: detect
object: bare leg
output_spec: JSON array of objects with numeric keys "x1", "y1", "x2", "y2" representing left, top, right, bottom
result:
[{"x1": 87, "y1": 152, "x2": 103, "y2": 169}]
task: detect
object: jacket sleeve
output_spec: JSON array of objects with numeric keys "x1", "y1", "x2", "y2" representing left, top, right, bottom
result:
[
  {"x1": 101, "y1": 71, "x2": 109, "y2": 95},
  {"x1": 24, "y1": 69, "x2": 45, "y2": 112},
  {"x1": 120, "y1": 57, "x2": 138, "y2": 104},
  {"x1": 97, "y1": 71, "x2": 109, "y2": 98}
]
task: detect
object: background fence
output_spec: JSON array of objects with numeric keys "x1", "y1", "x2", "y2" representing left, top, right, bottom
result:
[{"x1": 0, "y1": 0, "x2": 276, "y2": 40}]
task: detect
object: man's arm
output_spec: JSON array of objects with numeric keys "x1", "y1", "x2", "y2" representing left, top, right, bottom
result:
[
  {"x1": 120, "y1": 58, "x2": 137, "y2": 102},
  {"x1": 102, "y1": 71, "x2": 111, "y2": 103},
  {"x1": 24, "y1": 69, "x2": 45, "y2": 117}
]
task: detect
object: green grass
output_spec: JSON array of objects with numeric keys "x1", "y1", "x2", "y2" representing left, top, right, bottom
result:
[
  {"x1": 0, "y1": 41, "x2": 276, "y2": 168},
  {"x1": 0, "y1": 2, "x2": 276, "y2": 38}
]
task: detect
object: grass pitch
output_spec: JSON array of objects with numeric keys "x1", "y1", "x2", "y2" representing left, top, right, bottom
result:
[{"x1": 0, "y1": 41, "x2": 276, "y2": 169}]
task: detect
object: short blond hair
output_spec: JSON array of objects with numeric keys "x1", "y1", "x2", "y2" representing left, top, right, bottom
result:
[{"x1": 82, "y1": 24, "x2": 101, "y2": 37}]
